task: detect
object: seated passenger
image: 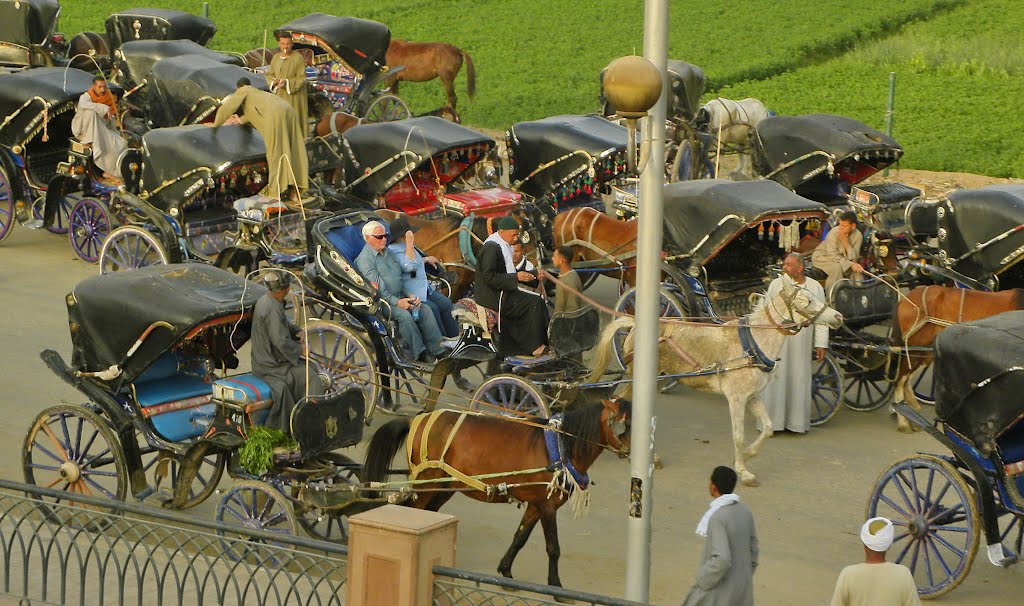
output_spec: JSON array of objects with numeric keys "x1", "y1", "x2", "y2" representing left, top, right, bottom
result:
[
  {"x1": 251, "y1": 270, "x2": 323, "y2": 433},
  {"x1": 474, "y1": 215, "x2": 549, "y2": 356},
  {"x1": 811, "y1": 210, "x2": 864, "y2": 293},
  {"x1": 387, "y1": 214, "x2": 459, "y2": 338},
  {"x1": 355, "y1": 220, "x2": 446, "y2": 363},
  {"x1": 71, "y1": 76, "x2": 128, "y2": 183}
]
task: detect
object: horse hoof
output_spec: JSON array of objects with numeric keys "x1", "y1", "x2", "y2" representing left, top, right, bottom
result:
[
  {"x1": 740, "y1": 473, "x2": 759, "y2": 487},
  {"x1": 896, "y1": 424, "x2": 914, "y2": 434}
]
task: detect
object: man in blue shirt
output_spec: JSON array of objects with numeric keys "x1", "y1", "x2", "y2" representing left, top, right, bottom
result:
[
  {"x1": 387, "y1": 214, "x2": 459, "y2": 338},
  {"x1": 355, "y1": 220, "x2": 445, "y2": 363}
]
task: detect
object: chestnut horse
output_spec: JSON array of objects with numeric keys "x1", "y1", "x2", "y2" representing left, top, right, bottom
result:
[
  {"x1": 362, "y1": 398, "x2": 631, "y2": 589},
  {"x1": 554, "y1": 207, "x2": 638, "y2": 286},
  {"x1": 386, "y1": 40, "x2": 476, "y2": 115},
  {"x1": 892, "y1": 286, "x2": 1024, "y2": 432}
]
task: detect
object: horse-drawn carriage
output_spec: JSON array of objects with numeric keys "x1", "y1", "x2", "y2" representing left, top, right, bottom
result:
[
  {"x1": 105, "y1": 7, "x2": 217, "y2": 50},
  {"x1": 0, "y1": 0, "x2": 65, "y2": 68},
  {"x1": 272, "y1": 13, "x2": 410, "y2": 124},
  {"x1": 867, "y1": 311, "x2": 1024, "y2": 598},
  {"x1": 336, "y1": 116, "x2": 521, "y2": 218}
]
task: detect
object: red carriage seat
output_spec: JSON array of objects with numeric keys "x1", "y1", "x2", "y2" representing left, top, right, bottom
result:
[
  {"x1": 381, "y1": 176, "x2": 442, "y2": 216},
  {"x1": 212, "y1": 373, "x2": 273, "y2": 426},
  {"x1": 442, "y1": 187, "x2": 522, "y2": 218}
]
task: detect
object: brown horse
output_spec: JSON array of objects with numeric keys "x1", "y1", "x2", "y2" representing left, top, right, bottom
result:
[
  {"x1": 362, "y1": 398, "x2": 631, "y2": 589},
  {"x1": 386, "y1": 40, "x2": 476, "y2": 115},
  {"x1": 554, "y1": 207, "x2": 638, "y2": 286},
  {"x1": 892, "y1": 286, "x2": 1024, "y2": 432}
]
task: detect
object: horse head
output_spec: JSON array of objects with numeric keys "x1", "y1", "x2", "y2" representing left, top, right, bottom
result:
[
  {"x1": 774, "y1": 281, "x2": 844, "y2": 329},
  {"x1": 601, "y1": 398, "x2": 632, "y2": 457}
]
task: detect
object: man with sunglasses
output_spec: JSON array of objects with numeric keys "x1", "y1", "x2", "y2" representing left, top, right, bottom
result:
[{"x1": 355, "y1": 220, "x2": 446, "y2": 364}]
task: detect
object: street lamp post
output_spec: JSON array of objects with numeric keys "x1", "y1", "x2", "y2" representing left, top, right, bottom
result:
[{"x1": 601, "y1": 1, "x2": 669, "y2": 599}]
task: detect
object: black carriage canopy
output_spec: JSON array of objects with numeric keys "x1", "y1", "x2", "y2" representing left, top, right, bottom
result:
[
  {"x1": 506, "y1": 114, "x2": 631, "y2": 198},
  {"x1": 661, "y1": 179, "x2": 827, "y2": 262},
  {"x1": 0, "y1": 66, "x2": 94, "y2": 148},
  {"x1": 105, "y1": 8, "x2": 217, "y2": 48},
  {"x1": 140, "y1": 124, "x2": 266, "y2": 209},
  {"x1": 116, "y1": 39, "x2": 243, "y2": 89},
  {"x1": 753, "y1": 114, "x2": 903, "y2": 189},
  {"x1": 147, "y1": 54, "x2": 269, "y2": 128},
  {"x1": 934, "y1": 310, "x2": 1024, "y2": 453},
  {"x1": 340, "y1": 116, "x2": 494, "y2": 197},
  {"x1": 941, "y1": 185, "x2": 1024, "y2": 278},
  {"x1": 67, "y1": 264, "x2": 265, "y2": 386},
  {"x1": 666, "y1": 60, "x2": 707, "y2": 122},
  {"x1": 275, "y1": 13, "x2": 390, "y2": 75},
  {"x1": 0, "y1": 0, "x2": 59, "y2": 47}
]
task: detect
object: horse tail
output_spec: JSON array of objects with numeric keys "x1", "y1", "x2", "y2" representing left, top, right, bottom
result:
[
  {"x1": 587, "y1": 316, "x2": 636, "y2": 383},
  {"x1": 461, "y1": 50, "x2": 476, "y2": 98},
  {"x1": 362, "y1": 418, "x2": 412, "y2": 492}
]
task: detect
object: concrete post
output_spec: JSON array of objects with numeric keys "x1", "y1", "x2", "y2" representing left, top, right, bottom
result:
[{"x1": 347, "y1": 505, "x2": 458, "y2": 606}]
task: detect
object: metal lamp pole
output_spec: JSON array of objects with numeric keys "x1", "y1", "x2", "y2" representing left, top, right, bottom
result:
[{"x1": 625, "y1": 0, "x2": 669, "y2": 602}]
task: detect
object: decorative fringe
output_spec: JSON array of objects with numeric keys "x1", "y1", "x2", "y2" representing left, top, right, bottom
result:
[{"x1": 547, "y1": 468, "x2": 591, "y2": 519}]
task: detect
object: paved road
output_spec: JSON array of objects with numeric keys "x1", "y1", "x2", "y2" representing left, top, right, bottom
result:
[{"x1": 1, "y1": 225, "x2": 1019, "y2": 604}]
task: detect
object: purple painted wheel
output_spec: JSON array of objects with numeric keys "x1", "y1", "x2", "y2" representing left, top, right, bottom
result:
[
  {"x1": 32, "y1": 195, "x2": 72, "y2": 235},
  {"x1": 0, "y1": 164, "x2": 15, "y2": 244},
  {"x1": 69, "y1": 197, "x2": 111, "y2": 263}
]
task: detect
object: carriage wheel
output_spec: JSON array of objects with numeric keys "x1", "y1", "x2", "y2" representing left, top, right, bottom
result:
[
  {"x1": 364, "y1": 94, "x2": 411, "y2": 123},
  {"x1": 996, "y1": 509, "x2": 1024, "y2": 563},
  {"x1": 23, "y1": 405, "x2": 128, "y2": 526},
  {"x1": 69, "y1": 197, "x2": 112, "y2": 263},
  {"x1": 295, "y1": 453, "x2": 360, "y2": 543},
  {"x1": 216, "y1": 479, "x2": 298, "y2": 564},
  {"x1": 810, "y1": 353, "x2": 845, "y2": 427},
  {"x1": 32, "y1": 194, "x2": 72, "y2": 234},
  {"x1": 910, "y1": 363, "x2": 936, "y2": 406},
  {"x1": 0, "y1": 163, "x2": 16, "y2": 243},
  {"x1": 669, "y1": 139, "x2": 696, "y2": 182},
  {"x1": 139, "y1": 441, "x2": 225, "y2": 510},
  {"x1": 613, "y1": 285, "x2": 687, "y2": 390},
  {"x1": 866, "y1": 456, "x2": 979, "y2": 598},
  {"x1": 843, "y1": 372, "x2": 895, "y2": 412},
  {"x1": 99, "y1": 225, "x2": 169, "y2": 274},
  {"x1": 303, "y1": 320, "x2": 379, "y2": 408},
  {"x1": 289, "y1": 291, "x2": 355, "y2": 327},
  {"x1": 472, "y1": 374, "x2": 549, "y2": 418}
]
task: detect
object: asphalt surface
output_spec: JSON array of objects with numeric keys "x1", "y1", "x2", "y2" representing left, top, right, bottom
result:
[{"x1": 1, "y1": 224, "x2": 1020, "y2": 604}]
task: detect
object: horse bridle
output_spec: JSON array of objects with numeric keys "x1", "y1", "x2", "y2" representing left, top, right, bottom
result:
[
  {"x1": 602, "y1": 399, "x2": 630, "y2": 457},
  {"x1": 765, "y1": 284, "x2": 826, "y2": 335}
]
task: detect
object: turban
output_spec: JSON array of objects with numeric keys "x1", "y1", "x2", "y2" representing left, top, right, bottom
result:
[{"x1": 860, "y1": 517, "x2": 894, "y2": 552}]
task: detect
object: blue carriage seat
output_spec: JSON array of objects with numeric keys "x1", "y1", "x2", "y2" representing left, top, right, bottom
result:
[
  {"x1": 211, "y1": 373, "x2": 273, "y2": 426},
  {"x1": 132, "y1": 352, "x2": 215, "y2": 442},
  {"x1": 325, "y1": 222, "x2": 375, "y2": 265},
  {"x1": 998, "y1": 420, "x2": 1024, "y2": 469}
]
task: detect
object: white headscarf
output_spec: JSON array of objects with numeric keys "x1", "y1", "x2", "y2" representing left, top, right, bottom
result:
[
  {"x1": 860, "y1": 517, "x2": 894, "y2": 552},
  {"x1": 485, "y1": 232, "x2": 516, "y2": 274},
  {"x1": 695, "y1": 493, "x2": 739, "y2": 537}
]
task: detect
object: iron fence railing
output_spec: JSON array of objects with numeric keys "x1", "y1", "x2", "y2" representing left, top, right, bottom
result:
[
  {"x1": 0, "y1": 478, "x2": 347, "y2": 606},
  {"x1": 432, "y1": 565, "x2": 647, "y2": 606}
]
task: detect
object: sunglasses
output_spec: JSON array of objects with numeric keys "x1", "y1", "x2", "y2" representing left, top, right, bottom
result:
[{"x1": 370, "y1": 234, "x2": 387, "y2": 240}]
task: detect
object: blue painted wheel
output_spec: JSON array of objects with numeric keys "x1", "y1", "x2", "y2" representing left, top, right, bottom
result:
[
  {"x1": 216, "y1": 480, "x2": 297, "y2": 564},
  {"x1": 910, "y1": 363, "x2": 936, "y2": 406},
  {"x1": 810, "y1": 353, "x2": 845, "y2": 427},
  {"x1": 69, "y1": 197, "x2": 112, "y2": 263},
  {"x1": 32, "y1": 195, "x2": 72, "y2": 234},
  {"x1": 670, "y1": 140, "x2": 695, "y2": 182},
  {"x1": 866, "y1": 456, "x2": 979, "y2": 598},
  {"x1": 99, "y1": 225, "x2": 168, "y2": 274},
  {"x1": 0, "y1": 164, "x2": 16, "y2": 243},
  {"x1": 472, "y1": 374, "x2": 549, "y2": 418}
]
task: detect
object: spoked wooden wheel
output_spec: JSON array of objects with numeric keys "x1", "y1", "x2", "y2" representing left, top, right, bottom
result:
[
  {"x1": 23, "y1": 405, "x2": 128, "y2": 526},
  {"x1": 99, "y1": 225, "x2": 169, "y2": 274},
  {"x1": 216, "y1": 480, "x2": 298, "y2": 564},
  {"x1": 910, "y1": 363, "x2": 936, "y2": 406},
  {"x1": 472, "y1": 374, "x2": 549, "y2": 418},
  {"x1": 32, "y1": 194, "x2": 72, "y2": 234},
  {"x1": 0, "y1": 163, "x2": 16, "y2": 243},
  {"x1": 364, "y1": 94, "x2": 411, "y2": 123},
  {"x1": 302, "y1": 320, "x2": 379, "y2": 409},
  {"x1": 866, "y1": 456, "x2": 979, "y2": 599},
  {"x1": 295, "y1": 453, "x2": 361, "y2": 543},
  {"x1": 810, "y1": 353, "x2": 845, "y2": 427},
  {"x1": 69, "y1": 197, "x2": 112, "y2": 263},
  {"x1": 613, "y1": 285, "x2": 687, "y2": 390},
  {"x1": 139, "y1": 440, "x2": 225, "y2": 510}
]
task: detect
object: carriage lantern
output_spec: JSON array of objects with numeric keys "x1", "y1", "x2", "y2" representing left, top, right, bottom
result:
[{"x1": 602, "y1": 55, "x2": 663, "y2": 175}]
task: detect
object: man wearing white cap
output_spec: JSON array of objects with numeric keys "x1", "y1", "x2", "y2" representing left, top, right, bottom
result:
[{"x1": 829, "y1": 517, "x2": 921, "y2": 606}]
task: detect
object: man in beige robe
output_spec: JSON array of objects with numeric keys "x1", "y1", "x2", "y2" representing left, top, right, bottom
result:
[
  {"x1": 71, "y1": 76, "x2": 128, "y2": 181},
  {"x1": 211, "y1": 78, "x2": 309, "y2": 203},
  {"x1": 265, "y1": 33, "x2": 309, "y2": 136},
  {"x1": 812, "y1": 210, "x2": 864, "y2": 294}
]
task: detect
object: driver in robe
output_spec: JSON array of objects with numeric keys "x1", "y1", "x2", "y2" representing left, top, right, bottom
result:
[
  {"x1": 71, "y1": 76, "x2": 128, "y2": 183},
  {"x1": 250, "y1": 270, "x2": 323, "y2": 433},
  {"x1": 474, "y1": 215, "x2": 549, "y2": 356},
  {"x1": 760, "y1": 253, "x2": 828, "y2": 434},
  {"x1": 812, "y1": 210, "x2": 864, "y2": 294},
  {"x1": 211, "y1": 78, "x2": 309, "y2": 206}
]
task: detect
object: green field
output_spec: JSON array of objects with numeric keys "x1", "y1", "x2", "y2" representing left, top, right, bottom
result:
[{"x1": 58, "y1": 0, "x2": 1024, "y2": 176}]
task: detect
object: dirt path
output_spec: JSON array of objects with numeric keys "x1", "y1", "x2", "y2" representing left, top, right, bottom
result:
[{"x1": 864, "y1": 167, "x2": 1024, "y2": 198}]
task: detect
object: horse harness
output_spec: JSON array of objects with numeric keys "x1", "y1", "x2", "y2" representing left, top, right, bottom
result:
[
  {"x1": 743, "y1": 284, "x2": 819, "y2": 372},
  {"x1": 903, "y1": 285, "x2": 964, "y2": 342}
]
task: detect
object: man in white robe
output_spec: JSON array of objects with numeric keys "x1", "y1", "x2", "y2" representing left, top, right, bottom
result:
[
  {"x1": 762, "y1": 252, "x2": 828, "y2": 433},
  {"x1": 71, "y1": 77, "x2": 128, "y2": 181}
]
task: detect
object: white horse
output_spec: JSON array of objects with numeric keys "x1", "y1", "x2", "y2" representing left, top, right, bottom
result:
[
  {"x1": 588, "y1": 282, "x2": 844, "y2": 486},
  {"x1": 699, "y1": 97, "x2": 771, "y2": 178}
]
